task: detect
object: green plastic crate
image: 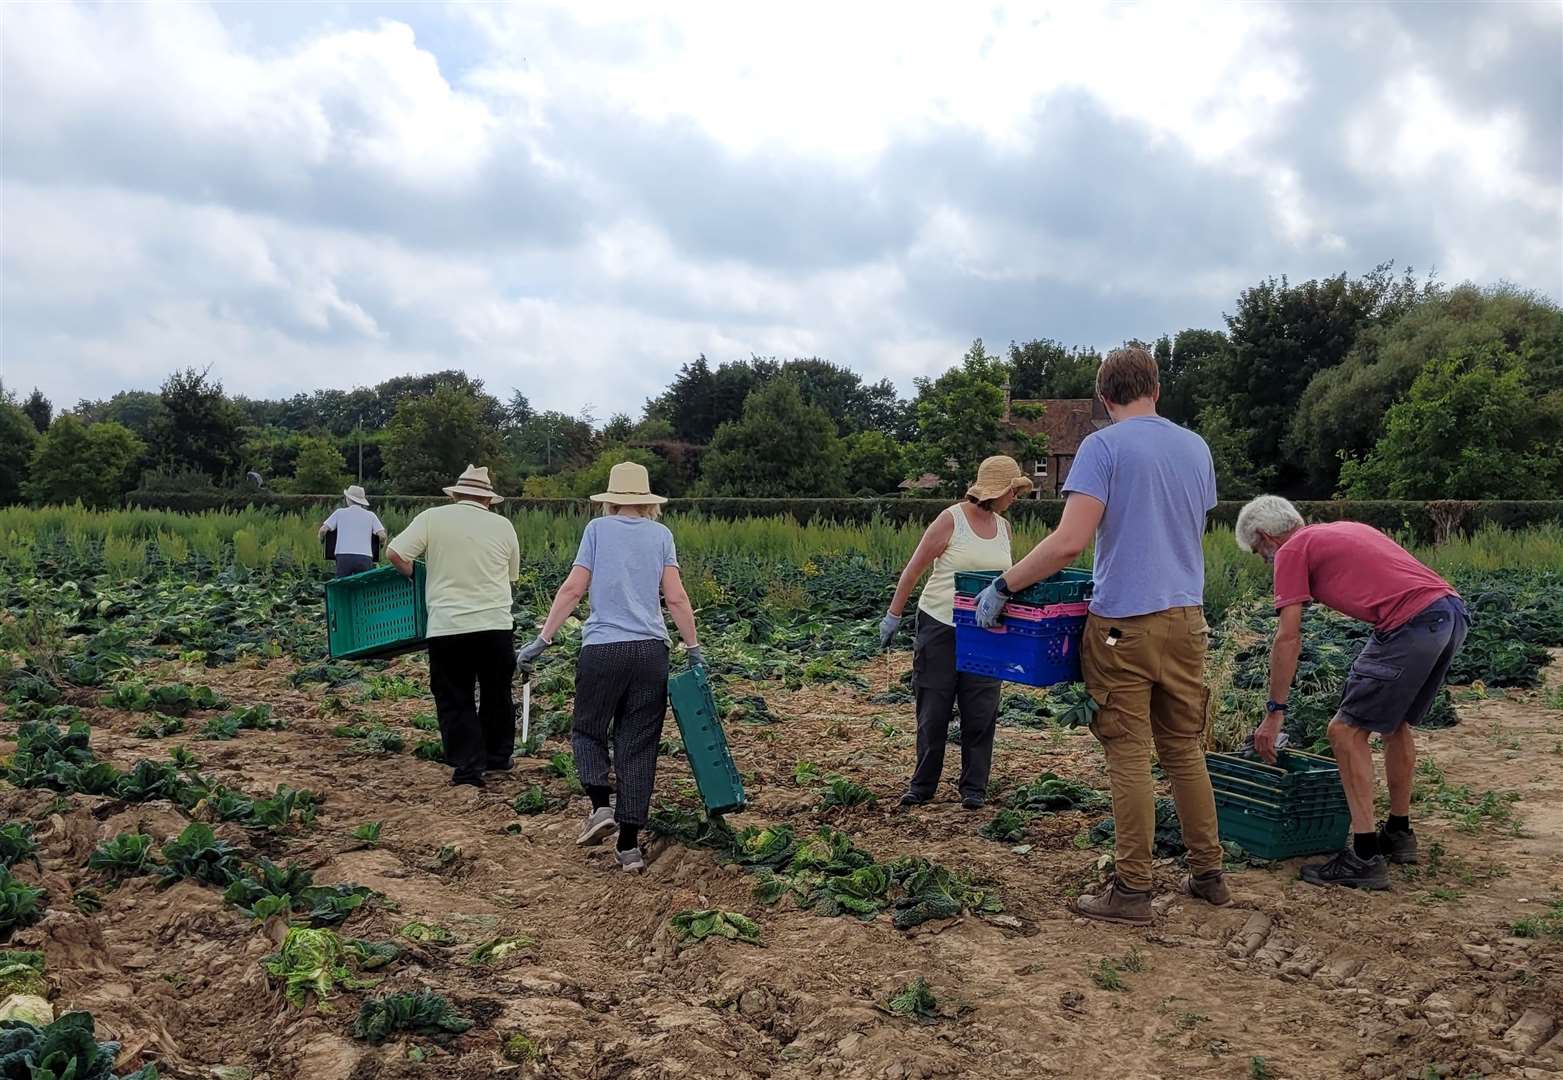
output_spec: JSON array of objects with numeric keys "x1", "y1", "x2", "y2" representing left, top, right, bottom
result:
[
  {"x1": 954, "y1": 568, "x2": 1094, "y2": 606},
  {"x1": 324, "y1": 563, "x2": 429, "y2": 661},
  {"x1": 1209, "y1": 750, "x2": 1349, "y2": 860},
  {"x1": 667, "y1": 665, "x2": 747, "y2": 816}
]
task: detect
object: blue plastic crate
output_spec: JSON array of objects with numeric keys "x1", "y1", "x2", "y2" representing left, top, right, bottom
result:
[{"x1": 952, "y1": 604, "x2": 1087, "y2": 687}]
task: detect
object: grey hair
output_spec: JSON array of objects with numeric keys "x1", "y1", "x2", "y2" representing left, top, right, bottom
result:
[{"x1": 1235, "y1": 495, "x2": 1305, "y2": 553}]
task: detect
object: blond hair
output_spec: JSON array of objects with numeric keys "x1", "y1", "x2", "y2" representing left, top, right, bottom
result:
[{"x1": 601, "y1": 503, "x2": 661, "y2": 520}]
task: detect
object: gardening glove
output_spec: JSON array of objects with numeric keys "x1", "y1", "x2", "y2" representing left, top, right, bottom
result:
[
  {"x1": 878, "y1": 613, "x2": 903, "y2": 648},
  {"x1": 515, "y1": 636, "x2": 550, "y2": 668},
  {"x1": 974, "y1": 579, "x2": 1010, "y2": 629},
  {"x1": 685, "y1": 645, "x2": 706, "y2": 671}
]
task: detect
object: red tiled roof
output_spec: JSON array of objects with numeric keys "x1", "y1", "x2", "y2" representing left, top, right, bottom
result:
[{"x1": 1007, "y1": 399, "x2": 1104, "y2": 455}]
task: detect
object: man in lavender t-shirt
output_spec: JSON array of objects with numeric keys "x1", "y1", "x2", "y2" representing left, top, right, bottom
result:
[{"x1": 973, "y1": 344, "x2": 1225, "y2": 926}]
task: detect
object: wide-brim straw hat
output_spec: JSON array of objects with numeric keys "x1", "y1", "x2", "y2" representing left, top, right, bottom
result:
[
  {"x1": 443, "y1": 464, "x2": 505, "y2": 504},
  {"x1": 590, "y1": 461, "x2": 667, "y2": 506},
  {"x1": 966, "y1": 455, "x2": 1033, "y2": 501},
  {"x1": 343, "y1": 485, "x2": 369, "y2": 507}
]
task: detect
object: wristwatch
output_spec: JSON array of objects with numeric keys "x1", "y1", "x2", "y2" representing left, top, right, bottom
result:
[
  {"x1": 1265, "y1": 700, "x2": 1289, "y2": 714},
  {"x1": 994, "y1": 576, "x2": 1014, "y2": 597}
]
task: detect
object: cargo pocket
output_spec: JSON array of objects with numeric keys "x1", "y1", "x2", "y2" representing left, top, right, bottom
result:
[
  {"x1": 1338, "y1": 656, "x2": 1403, "y2": 722},
  {"x1": 1087, "y1": 691, "x2": 1130, "y2": 742}
]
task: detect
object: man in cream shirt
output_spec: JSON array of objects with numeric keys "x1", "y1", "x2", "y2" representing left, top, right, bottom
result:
[{"x1": 388, "y1": 465, "x2": 521, "y2": 788}]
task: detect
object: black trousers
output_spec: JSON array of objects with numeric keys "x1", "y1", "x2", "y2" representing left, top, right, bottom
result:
[
  {"x1": 428, "y1": 629, "x2": 516, "y2": 782},
  {"x1": 908, "y1": 615, "x2": 1001, "y2": 801},
  {"x1": 571, "y1": 640, "x2": 669, "y2": 827},
  {"x1": 335, "y1": 554, "x2": 374, "y2": 577}
]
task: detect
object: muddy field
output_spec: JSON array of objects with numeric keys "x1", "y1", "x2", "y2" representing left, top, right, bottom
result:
[{"x1": 4, "y1": 649, "x2": 1562, "y2": 1080}]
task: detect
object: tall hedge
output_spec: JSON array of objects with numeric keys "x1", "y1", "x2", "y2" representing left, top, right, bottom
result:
[{"x1": 123, "y1": 490, "x2": 1563, "y2": 541}]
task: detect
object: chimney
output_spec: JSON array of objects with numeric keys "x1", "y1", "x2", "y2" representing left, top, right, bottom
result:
[{"x1": 1002, "y1": 381, "x2": 1011, "y2": 423}]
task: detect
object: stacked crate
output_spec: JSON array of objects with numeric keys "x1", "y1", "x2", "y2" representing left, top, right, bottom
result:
[
  {"x1": 951, "y1": 569, "x2": 1093, "y2": 688},
  {"x1": 1208, "y1": 750, "x2": 1351, "y2": 860}
]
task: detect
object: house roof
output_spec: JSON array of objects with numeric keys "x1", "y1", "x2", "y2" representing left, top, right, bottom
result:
[{"x1": 1007, "y1": 399, "x2": 1106, "y2": 455}]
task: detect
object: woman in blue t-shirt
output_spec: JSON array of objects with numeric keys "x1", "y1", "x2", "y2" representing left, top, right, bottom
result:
[{"x1": 516, "y1": 462, "x2": 702, "y2": 872}]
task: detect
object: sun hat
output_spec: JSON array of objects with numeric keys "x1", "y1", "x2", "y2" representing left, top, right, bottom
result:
[
  {"x1": 966, "y1": 455, "x2": 1033, "y2": 502},
  {"x1": 343, "y1": 485, "x2": 369, "y2": 507},
  {"x1": 590, "y1": 461, "x2": 667, "y2": 506},
  {"x1": 443, "y1": 464, "x2": 505, "y2": 505}
]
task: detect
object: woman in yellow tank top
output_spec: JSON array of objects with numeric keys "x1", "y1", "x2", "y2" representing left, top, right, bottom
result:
[{"x1": 880, "y1": 456, "x2": 1032, "y2": 808}]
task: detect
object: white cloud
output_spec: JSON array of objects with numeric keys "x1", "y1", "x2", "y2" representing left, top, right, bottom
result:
[{"x1": 0, "y1": 0, "x2": 1558, "y2": 417}]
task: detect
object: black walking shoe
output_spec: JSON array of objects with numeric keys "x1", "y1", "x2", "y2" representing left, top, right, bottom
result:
[
  {"x1": 1375, "y1": 823, "x2": 1418, "y2": 865},
  {"x1": 960, "y1": 796, "x2": 985, "y2": 811},
  {"x1": 485, "y1": 758, "x2": 515, "y2": 772},
  {"x1": 1299, "y1": 849, "x2": 1390, "y2": 891},
  {"x1": 449, "y1": 773, "x2": 486, "y2": 789},
  {"x1": 898, "y1": 792, "x2": 928, "y2": 808}
]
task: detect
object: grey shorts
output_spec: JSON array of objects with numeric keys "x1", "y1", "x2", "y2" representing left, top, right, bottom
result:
[{"x1": 1338, "y1": 596, "x2": 1469, "y2": 735}]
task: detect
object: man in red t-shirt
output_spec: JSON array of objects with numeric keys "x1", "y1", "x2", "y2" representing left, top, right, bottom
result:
[{"x1": 1235, "y1": 496, "x2": 1468, "y2": 890}]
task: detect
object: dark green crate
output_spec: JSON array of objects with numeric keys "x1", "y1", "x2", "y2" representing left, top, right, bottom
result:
[
  {"x1": 667, "y1": 665, "x2": 747, "y2": 816},
  {"x1": 954, "y1": 568, "x2": 1093, "y2": 606},
  {"x1": 1209, "y1": 750, "x2": 1349, "y2": 860},
  {"x1": 1215, "y1": 789, "x2": 1350, "y2": 860},
  {"x1": 325, "y1": 563, "x2": 429, "y2": 661}
]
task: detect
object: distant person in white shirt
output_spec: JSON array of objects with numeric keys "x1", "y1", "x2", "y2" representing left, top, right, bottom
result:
[{"x1": 318, "y1": 485, "x2": 388, "y2": 577}]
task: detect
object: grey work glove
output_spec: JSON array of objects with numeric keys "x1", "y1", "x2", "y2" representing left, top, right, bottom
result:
[
  {"x1": 879, "y1": 613, "x2": 903, "y2": 648},
  {"x1": 685, "y1": 645, "x2": 706, "y2": 671},
  {"x1": 516, "y1": 636, "x2": 550, "y2": 667},
  {"x1": 974, "y1": 579, "x2": 1010, "y2": 628}
]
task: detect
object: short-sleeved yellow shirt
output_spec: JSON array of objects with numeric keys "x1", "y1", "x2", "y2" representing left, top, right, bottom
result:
[{"x1": 388, "y1": 502, "x2": 520, "y2": 638}]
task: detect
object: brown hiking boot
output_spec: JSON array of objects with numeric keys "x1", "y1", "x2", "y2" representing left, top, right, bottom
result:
[
  {"x1": 1070, "y1": 877, "x2": 1153, "y2": 926},
  {"x1": 1181, "y1": 870, "x2": 1232, "y2": 907}
]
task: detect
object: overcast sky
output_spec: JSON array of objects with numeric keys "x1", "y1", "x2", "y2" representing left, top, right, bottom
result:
[{"x1": 3, "y1": 1, "x2": 1559, "y2": 420}]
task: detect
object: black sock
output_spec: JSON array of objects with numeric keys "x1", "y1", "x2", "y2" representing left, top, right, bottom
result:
[
  {"x1": 1353, "y1": 832, "x2": 1380, "y2": 859},
  {"x1": 586, "y1": 785, "x2": 612, "y2": 811},
  {"x1": 1386, "y1": 814, "x2": 1411, "y2": 834},
  {"x1": 616, "y1": 825, "x2": 640, "y2": 852}
]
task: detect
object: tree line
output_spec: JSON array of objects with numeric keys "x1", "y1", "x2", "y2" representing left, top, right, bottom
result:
[{"x1": 3, "y1": 263, "x2": 1559, "y2": 508}]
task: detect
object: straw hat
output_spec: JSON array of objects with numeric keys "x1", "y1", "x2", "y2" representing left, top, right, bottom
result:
[
  {"x1": 966, "y1": 456, "x2": 1032, "y2": 501},
  {"x1": 443, "y1": 465, "x2": 505, "y2": 504},
  {"x1": 590, "y1": 461, "x2": 667, "y2": 506},
  {"x1": 343, "y1": 485, "x2": 369, "y2": 507}
]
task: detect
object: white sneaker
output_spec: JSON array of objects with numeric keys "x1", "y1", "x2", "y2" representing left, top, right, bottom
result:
[
  {"x1": 616, "y1": 846, "x2": 646, "y2": 873},
  {"x1": 576, "y1": 806, "x2": 615, "y2": 846}
]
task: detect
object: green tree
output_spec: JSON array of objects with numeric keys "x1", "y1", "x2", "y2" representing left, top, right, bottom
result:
[
  {"x1": 383, "y1": 386, "x2": 508, "y2": 495},
  {"x1": 1338, "y1": 344, "x2": 1563, "y2": 499},
  {"x1": 150, "y1": 368, "x2": 245, "y2": 479},
  {"x1": 1158, "y1": 329, "x2": 1231, "y2": 426},
  {"x1": 1007, "y1": 339, "x2": 1099, "y2": 399},
  {"x1": 0, "y1": 402, "x2": 38, "y2": 504},
  {"x1": 1193, "y1": 406, "x2": 1266, "y2": 499},
  {"x1": 842, "y1": 430, "x2": 908, "y2": 496},
  {"x1": 21, "y1": 389, "x2": 51, "y2": 433},
  {"x1": 1214, "y1": 264, "x2": 1428, "y2": 489},
  {"x1": 289, "y1": 436, "x2": 351, "y2": 494},
  {"x1": 23, "y1": 416, "x2": 145, "y2": 507},
  {"x1": 601, "y1": 413, "x2": 636, "y2": 443},
  {"x1": 909, "y1": 340, "x2": 1045, "y2": 490},
  {"x1": 1289, "y1": 283, "x2": 1563, "y2": 494},
  {"x1": 698, "y1": 378, "x2": 847, "y2": 497},
  {"x1": 530, "y1": 447, "x2": 670, "y2": 500},
  {"x1": 781, "y1": 358, "x2": 901, "y2": 435},
  {"x1": 72, "y1": 390, "x2": 166, "y2": 442}
]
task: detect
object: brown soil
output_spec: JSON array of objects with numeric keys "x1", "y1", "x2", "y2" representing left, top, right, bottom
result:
[{"x1": 4, "y1": 649, "x2": 1562, "y2": 1080}]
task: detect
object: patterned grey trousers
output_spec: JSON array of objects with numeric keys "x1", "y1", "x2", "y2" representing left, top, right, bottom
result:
[{"x1": 571, "y1": 639, "x2": 669, "y2": 827}]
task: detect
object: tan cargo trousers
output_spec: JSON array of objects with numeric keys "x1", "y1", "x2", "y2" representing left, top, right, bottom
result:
[{"x1": 1081, "y1": 606, "x2": 1223, "y2": 891}]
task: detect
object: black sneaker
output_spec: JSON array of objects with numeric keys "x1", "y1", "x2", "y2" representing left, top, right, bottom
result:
[
  {"x1": 1376, "y1": 823, "x2": 1418, "y2": 865},
  {"x1": 899, "y1": 793, "x2": 928, "y2": 808},
  {"x1": 450, "y1": 773, "x2": 486, "y2": 789},
  {"x1": 1299, "y1": 849, "x2": 1390, "y2": 891},
  {"x1": 960, "y1": 796, "x2": 986, "y2": 811},
  {"x1": 486, "y1": 758, "x2": 515, "y2": 772}
]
